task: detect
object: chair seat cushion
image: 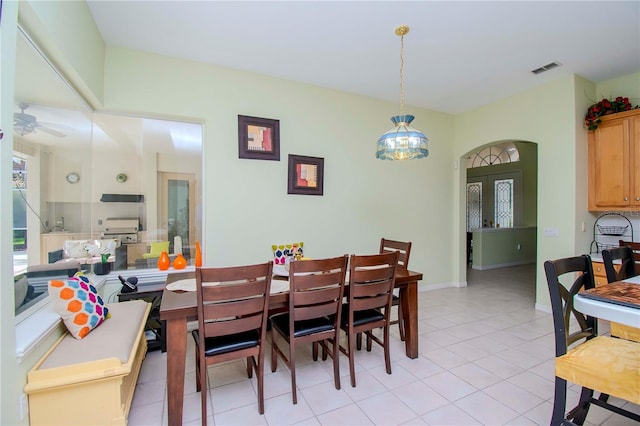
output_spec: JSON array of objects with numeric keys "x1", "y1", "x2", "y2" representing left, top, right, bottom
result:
[
  {"x1": 611, "y1": 323, "x2": 640, "y2": 342},
  {"x1": 555, "y1": 335, "x2": 640, "y2": 404},
  {"x1": 271, "y1": 313, "x2": 334, "y2": 337},
  {"x1": 192, "y1": 329, "x2": 259, "y2": 356},
  {"x1": 340, "y1": 305, "x2": 385, "y2": 327}
]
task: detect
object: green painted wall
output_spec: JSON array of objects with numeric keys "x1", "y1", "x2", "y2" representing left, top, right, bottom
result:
[
  {"x1": 472, "y1": 227, "x2": 536, "y2": 269},
  {"x1": 453, "y1": 75, "x2": 584, "y2": 309}
]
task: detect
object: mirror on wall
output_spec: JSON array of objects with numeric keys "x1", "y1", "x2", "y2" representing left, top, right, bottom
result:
[{"x1": 13, "y1": 28, "x2": 203, "y2": 316}]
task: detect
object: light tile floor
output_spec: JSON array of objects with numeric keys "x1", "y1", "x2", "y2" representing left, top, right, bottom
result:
[{"x1": 128, "y1": 265, "x2": 640, "y2": 425}]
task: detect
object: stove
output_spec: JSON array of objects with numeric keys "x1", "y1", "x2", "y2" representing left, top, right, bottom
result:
[{"x1": 101, "y1": 218, "x2": 139, "y2": 244}]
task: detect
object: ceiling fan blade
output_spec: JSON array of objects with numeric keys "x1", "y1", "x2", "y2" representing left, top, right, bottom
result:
[{"x1": 36, "y1": 126, "x2": 66, "y2": 137}]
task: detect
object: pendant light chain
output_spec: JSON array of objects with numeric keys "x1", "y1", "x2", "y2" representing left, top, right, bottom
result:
[{"x1": 399, "y1": 32, "x2": 405, "y2": 115}]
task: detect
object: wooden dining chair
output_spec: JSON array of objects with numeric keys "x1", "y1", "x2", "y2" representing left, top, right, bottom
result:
[
  {"x1": 379, "y1": 238, "x2": 412, "y2": 341},
  {"x1": 270, "y1": 255, "x2": 348, "y2": 404},
  {"x1": 544, "y1": 255, "x2": 640, "y2": 425},
  {"x1": 340, "y1": 251, "x2": 399, "y2": 387},
  {"x1": 601, "y1": 246, "x2": 640, "y2": 342},
  {"x1": 192, "y1": 261, "x2": 273, "y2": 419}
]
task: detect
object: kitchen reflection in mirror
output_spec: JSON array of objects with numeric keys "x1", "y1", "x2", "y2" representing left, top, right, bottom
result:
[{"x1": 13, "y1": 28, "x2": 203, "y2": 317}]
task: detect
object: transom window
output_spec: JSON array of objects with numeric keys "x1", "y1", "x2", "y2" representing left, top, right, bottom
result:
[{"x1": 466, "y1": 142, "x2": 520, "y2": 169}]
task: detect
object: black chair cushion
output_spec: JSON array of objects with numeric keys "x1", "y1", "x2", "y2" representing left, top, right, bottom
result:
[
  {"x1": 271, "y1": 313, "x2": 334, "y2": 338},
  {"x1": 192, "y1": 329, "x2": 259, "y2": 356},
  {"x1": 340, "y1": 305, "x2": 385, "y2": 327}
]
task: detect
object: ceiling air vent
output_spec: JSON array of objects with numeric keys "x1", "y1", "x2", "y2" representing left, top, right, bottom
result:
[{"x1": 531, "y1": 62, "x2": 561, "y2": 75}]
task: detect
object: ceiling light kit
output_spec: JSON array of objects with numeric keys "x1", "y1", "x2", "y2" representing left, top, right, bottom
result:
[
  {"x1": 14, "y1": 103, "x2": 67, "y2": 137},
  {"x1": 376, "y1": 25, "x2": 428, "y2": 161}
]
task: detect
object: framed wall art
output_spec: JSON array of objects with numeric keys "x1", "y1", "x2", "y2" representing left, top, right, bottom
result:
[
  {"x1": 238, "y1": 115, "x2": 280, "y2": 161},
  {"x1": 288, "y1": 154, "x2": 324, "y2": 196}
]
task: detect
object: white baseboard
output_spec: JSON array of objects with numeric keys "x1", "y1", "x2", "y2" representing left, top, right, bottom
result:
[
  {"x1": 471, "y1": 260, "x2": 535, "y2": 270},
  {"x1": 418, "y1": 281, "x2": 467, "y2": 292},
  {"x1": 535, "y1": 302, "x2": 552, "y2": 313}
]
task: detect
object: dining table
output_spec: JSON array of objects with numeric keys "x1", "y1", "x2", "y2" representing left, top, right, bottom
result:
[
  {"x1": 573, "y1": 274, "x2": 640, "y2": 328},
  {"x1": 160, "y1": 267, "x2": 423, "y2": 425}
]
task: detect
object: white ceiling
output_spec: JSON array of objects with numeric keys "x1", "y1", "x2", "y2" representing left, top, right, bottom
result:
[{"x1": 86, "y1": 0, "x2": 640, "y2": 115}]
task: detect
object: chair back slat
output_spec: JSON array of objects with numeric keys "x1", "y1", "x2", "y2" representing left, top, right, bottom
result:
[
  {"x1": 544, "y1": 255, "x2": 597, "y2": 356},
  {"x1": 349, "y1": 280, "x2": 393, "y2": 299},
  {"x1": 352, "y1": 293, "x2": 390, "y2": 311},
  {"x1": 379, "y1": 238, "x2": 411, "y2": 268},
  {"x1": 291, "y1": 270, "x2": 345, "y2": 291},
  {"x1": 202, "y1": 297, "x2": 265, "y2": 319},
  {"x1": 352, "y1": 266, "x2": 396, "y2": 283},
  {"x1": 602, "y1": 246, "x2": 637, "y2": 283},
  {"x1": 293, "y1": 286, "x2": 342, "y2": 306},
  {"x1": 204, "y1": 314, "x2": 263, "y2": 337},
  {"x1": 199, "y1": 263, "x2": 270, "y2": 282},
  {"x1": 294, "y1": 302, "x2": 339, "y2": 321},
  {"x1": 201, "y1": 278, "x2": 268, "y2": 301}
]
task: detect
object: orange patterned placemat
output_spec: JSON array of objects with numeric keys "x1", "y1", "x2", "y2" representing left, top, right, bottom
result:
[{"x1": 579, "y1": 283, "x2": 640, "y2": 309}]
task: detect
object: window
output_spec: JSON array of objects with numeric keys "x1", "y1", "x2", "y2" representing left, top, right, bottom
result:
[
  {"x1": 466, "y1": 182, "x2": 482, "y2": 231},
  {"x1": 494, "y1": 179, "x2": 514, "y2": 228},
  {"x1": 13, "y1": 27, "x2": 203, "y2": 319},
  {"x1": 466, "y1": 142, "x2": 520, "y2": 169},
  {"x1": 13, "y1": 157, "x2": 28, "y2": 271}
]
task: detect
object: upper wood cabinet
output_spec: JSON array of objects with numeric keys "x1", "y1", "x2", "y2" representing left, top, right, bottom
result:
[{"x1": 588, "y1": 109, "x2": 640, "y2": 211}]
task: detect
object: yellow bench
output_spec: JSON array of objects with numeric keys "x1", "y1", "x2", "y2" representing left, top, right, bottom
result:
[{"x1": 24, "y1": 300, "x2": 151, "y2": 425}]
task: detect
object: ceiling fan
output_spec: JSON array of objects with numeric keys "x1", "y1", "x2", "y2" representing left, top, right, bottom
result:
[{"x1": 14, "y1": 103, "x2": 67, "y2": 137}]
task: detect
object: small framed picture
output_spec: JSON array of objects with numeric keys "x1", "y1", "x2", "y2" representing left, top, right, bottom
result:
[
  {"x1": 238, "y1": 115, "x2": 280, "y2": 161},
  {"x1": 288, "y1": 155, "x2": 324, "y2": 196}
]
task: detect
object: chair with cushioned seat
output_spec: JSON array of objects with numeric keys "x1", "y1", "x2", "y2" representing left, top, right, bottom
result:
[
  {"x1": 270, "y1": 255, "x2": 348, "y2": 404},
  {"x1": 192, "y1": 261, "x2": 273, "y2": 418},
  {"x1": 602, "y1": 246, "x2": 640, "y2": 342},
  {"x1": 340, "y1": 251, "x2": 398, "y2": 387},
  {"x1": 379, "y1": 238, "x2": 411, "y2": 341},
  {"x1": 544, "y1": 255, "x2": 640, "y2": 425}
]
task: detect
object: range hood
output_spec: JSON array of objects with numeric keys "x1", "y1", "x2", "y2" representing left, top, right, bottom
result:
[{"x1": 100, "y1": 194, "x2": 144, "y2": 203}]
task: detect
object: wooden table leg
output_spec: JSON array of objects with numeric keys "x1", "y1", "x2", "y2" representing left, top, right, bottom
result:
[
  {"x1": 400, "y1": 281, "x2": 418, "y2": 358},
  {"x1": 166, "y1": 316, "x2": 187, "y2": 425}
]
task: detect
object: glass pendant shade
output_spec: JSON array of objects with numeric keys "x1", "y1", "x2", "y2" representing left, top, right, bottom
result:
[{"x1": 376, "y1": 114, "x2": 429, "y2": 160}]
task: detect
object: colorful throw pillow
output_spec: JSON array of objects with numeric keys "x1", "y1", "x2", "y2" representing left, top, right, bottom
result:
[
  {"x1": 48, "y1": 275, "x2": 109, "y2": 339},
  {"x1": 272, "y1": 242, "x2": 304, "y2": 265}
]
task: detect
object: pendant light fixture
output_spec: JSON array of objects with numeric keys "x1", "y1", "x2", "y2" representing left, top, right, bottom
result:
[{"x1": 376, "y1": 25, "x2": 429, "y2": 160}]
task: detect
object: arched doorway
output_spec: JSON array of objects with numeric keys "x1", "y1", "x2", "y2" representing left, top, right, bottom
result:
[{"x1": 462, "y1": 141, "x2": 538, "y2": 292}]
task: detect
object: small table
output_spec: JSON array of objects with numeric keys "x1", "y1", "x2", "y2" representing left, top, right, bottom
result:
[
  {"x1": 573, "y1": 278, "x2": 640, "y2": 328},
  {"x1": 118, "y1": 283, "x2": 166, "y2": 352}
]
